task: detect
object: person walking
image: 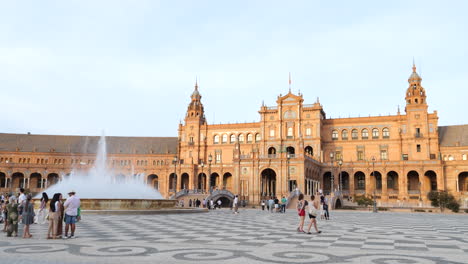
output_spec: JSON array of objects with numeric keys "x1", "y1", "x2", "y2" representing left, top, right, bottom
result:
[
  {"x1": 64, "y1": 190, "x2": 81, "y2": 239},
  {"x1": 323, "y1": 199, "x2": 330, "y2": 220},
  {"x1": 268, "y1": 197, "x2": 274, "y2": 213},
  {"x1": 217, "y1": 199, "x2": 222, "y2": 209},
  {"x1": 18, "y1": 188, "x2": 26, "y2": 206},
  {"x1": 189, "y1": 199, "x2": 192, "y2": 207},
  {"x1": 296, "y1": 193, "x2": 306, "y2": 233},
  {"x1": 47, "y1": 193, "x2": 61, "y2": 239},
  {"x1": 274, "y1": 197, "x2": 279, "y2": 212},
  {"x1": 233, "y1": 195, "x2": 239, "y2": 214},
  {"x1": 210, "y1": 199, "x2": 214, "y2": 210},
  {"x1": 281, "y1": 196, "x2": 287, "y2": 213},
  {"x1": 306, "y1": 195, "x2": 322, "y2": 234},
  {"x1": 6, "y1": 196, "x2": 19, "y2": 237},
  {"x1": 2, "y1": 195, "x2": 9, "y2": 232},
  {"x1": 261, "y1": 200, "x2": 265, "y2": 211},
  {"x1": 20, "y1": 194, "x2": 35, "y2": 238},
  {"x1": 37, "y1": 192, "x2": 49, "y2": 224}
]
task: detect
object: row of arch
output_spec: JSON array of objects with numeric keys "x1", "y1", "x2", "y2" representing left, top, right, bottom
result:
[
  {"x1": 213, "y1": 133, "x2": 261, "y2": 144},
  {"x1": 147, "y1": 172, "x2": 234, "y2": 191},
  {"x1": 267, "y1": 146, "x2": 314, "y2": 156},
  {"x1": 0, "y1": 172, "x2": 61, "y2": 189},
  {"x1": 332, "y1": 128, "x2": 390, "y2": 140},
  {"x1": 321, "y1": 170, "x2": 441, "y2": 194}
]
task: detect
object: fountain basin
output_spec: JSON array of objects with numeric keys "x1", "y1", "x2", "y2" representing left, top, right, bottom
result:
[{"x1": 79, "y1": 198, "x2": 178, "y2": 210}]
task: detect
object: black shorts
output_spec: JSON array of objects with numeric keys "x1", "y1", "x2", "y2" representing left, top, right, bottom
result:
[{"x1": 308, "y1": 214, "x2": 316, "y2": 219}]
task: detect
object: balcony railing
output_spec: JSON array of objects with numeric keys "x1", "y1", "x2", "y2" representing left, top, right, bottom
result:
[
  {"x1": 408, "y1": 190, "x2": 421, "y2": 195},
  {"x1": 415, "y1": 133, "x2": 423, "y2": 138}
]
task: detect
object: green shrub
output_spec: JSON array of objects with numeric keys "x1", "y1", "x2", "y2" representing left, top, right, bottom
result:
[
  {"x1": 355, "y1": 195, "x2": 374, "y2": 207},
  {"x1": 464, "y1": 209, "x2": 468, "y2": 213},
  {"x1": 427, "y1": 191, "x2": 460, "y2": 213},
  {"x1": 377, "y1": 207, "x2": 388, "y2": 211}
]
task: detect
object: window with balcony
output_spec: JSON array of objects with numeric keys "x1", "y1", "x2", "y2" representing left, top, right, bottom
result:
[
  {"x1": 357, "y1": 151, "x2": 364, "y2": 161},
  {"x1": 222, "y1": 134, "x2": 228, "y2": 144},
  {"x1": 287, "y1": 127, "x2": 293, "y2": 138},
  {"x1": 247, "y1": 133, "x2": 253, "y2": 143},
  {"x1": 230, "y1": 134, "x2": 236, "y2": 143},
  {"x1": 341, "y1": 130, "x2": 348, "y2": 140},
  {"x1": 238, "y1": 134, "x2": 244, "y2": 143},
  {"x1": 255, "y1": 133, "x2": 261, "y2": 142},
  {"x1": 402, "y1": 154, "x2": 408, "y2": 160},
  {"x1": 362, "y1": 129, "x2": 369, "y2": 139},
  {"x1": 305, "y1": 127, "x2": 312, "y2": 136},
  {"x1": 269, "y1": 129, "x2": 275, "y2": 137},
  {"x1": 383, "y1": 127, "x2": 390, "y2": 138},
  {"x1": 372, "y1": 128, "x2": 379, "y2": 139},
  {"x1": 416, "y1": 144, "x2": 421, "y2": 152},
  {"x1": 352, "y1": 129, "x2": 358, "y2": 140},
  {"x1": 332, "y1": 130, "x2": 338, "y2": 140},
  {"x1": 380, "y1": 150, "x2": 388, "y2": 160}
]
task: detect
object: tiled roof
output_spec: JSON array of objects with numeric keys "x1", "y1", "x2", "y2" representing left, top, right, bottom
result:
[
  {"x1": 0, "y1": 133, "x2": 178, "y2": 155},
  {"x1": 438, "y1": 125, "x2": 468, "y2": 147}
]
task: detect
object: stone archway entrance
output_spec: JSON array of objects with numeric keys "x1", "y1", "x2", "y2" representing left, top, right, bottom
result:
[{"x1": 261, "y1": 168, "x2": 276, "y2": 198}]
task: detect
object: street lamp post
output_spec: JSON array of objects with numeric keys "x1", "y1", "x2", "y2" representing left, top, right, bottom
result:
[
  {"x1": 286, "y1": 153, "x2": 291, "y2": 193},
  {"x1": 372, "y1": 156, "x2": 377, "y2": 213},
  {"x1": 173, "y1": 156, "x2": 178, "y2": 193},
  {"x1": 338, "y1": 160, "x2": 343, "y2": 193},
  {"x1": 329, "y1": 153, "x2": 334, "y2": 195},
  {"x1": 200, "y1": 162, "x2": 205, "y2": 193},
  {"x1": 208, "y1": 154, "x2": 213, "y2": 192}
]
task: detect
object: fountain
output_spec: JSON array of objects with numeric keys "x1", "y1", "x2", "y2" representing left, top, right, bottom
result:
[{"x1": 36, "y1": 134, "x2": 178, "y2": 212}]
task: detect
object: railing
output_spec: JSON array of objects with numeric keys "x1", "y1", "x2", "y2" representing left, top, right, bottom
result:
[
  {"x1": 239, "y1": 155, "x2": 252, "y2": 159},
  {"x1": 388, "y1": 190, "x2": 399, "y2": 195},
  {"x1": 266, "y1": 106, "x2": 277, "y2": 110},
  {"x1": 354, "y1": 190, "x2": 365, "y2": 195},
  {"x1": 415, "y1": 133, "x2": 423, "y2": 138},
  {"x1": 171, "y1": 189, "x2": 208, "y2": 199},
  {"x1": 408, "y1": 190, "x2": 421, "y2": 195}
]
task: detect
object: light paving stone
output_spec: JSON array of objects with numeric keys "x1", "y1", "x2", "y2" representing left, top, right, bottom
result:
[{"x1": 0, "y1": 209, "x2": 467, "y2": 264}]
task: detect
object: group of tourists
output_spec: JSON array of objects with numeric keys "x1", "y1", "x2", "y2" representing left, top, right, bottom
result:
[
  {"x1": 260, "y1": 196, "x2": 288, "y2": 213},
  {"x1": 296, "y1": 192, "x2": 331, "y2": 234},
  {"x1": 0, "y1": 188, "x2": 81, "y2": 239},
  {"x1": 181, "y1": 198, "x2": 223, "y2": 210}
]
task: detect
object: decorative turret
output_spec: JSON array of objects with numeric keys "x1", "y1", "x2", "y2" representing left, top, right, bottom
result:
[
  {"x1": 405, "y1": 63, "x2": 427, "y2": 110},
  {"x1": 185, "y1": 80, "x2": 206, "y2": 125}
]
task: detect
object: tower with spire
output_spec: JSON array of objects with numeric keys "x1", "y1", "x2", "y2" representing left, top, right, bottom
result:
[
  {"x1": 405, "y1": 63, "x2": 427, "y2": 112},
  {"x1": 185, "y1": 79, "x2": 206, "y2": 125}
]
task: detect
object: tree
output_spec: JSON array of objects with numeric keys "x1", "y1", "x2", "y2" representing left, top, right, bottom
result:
[
  {"x1": 427, "y1": 191, "x2": 460, "y2": 213},
  {"x1": 355, "y1": 195, "x2": 373, "y2": 207}
]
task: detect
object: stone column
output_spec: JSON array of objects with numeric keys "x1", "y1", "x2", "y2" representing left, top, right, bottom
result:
[
  {"x1": 381, "y1": 172, "x2": 388, "y2": 203},
  {"x1": 365, "y1": 172, "x2": 371, "y2": 197},
  {"x1": 349, "y1": 172, "x2": 355, "y2": 197}
]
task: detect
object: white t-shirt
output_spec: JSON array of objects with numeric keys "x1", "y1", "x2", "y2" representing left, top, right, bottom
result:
[
  {"x1": 18, "y1": 193, "x2": 26, "y2": 205},
  {"x1": 64, "y1": 195, "x2": 81, "y2": 216},
  {"x1": 233, "y1": 197, "x2": 238, "y2": 205}
]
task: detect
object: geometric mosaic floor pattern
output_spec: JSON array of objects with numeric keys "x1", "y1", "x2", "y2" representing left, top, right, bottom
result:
[{"x1": 1, "y1": 209, "x2": 468, "y2": 263}]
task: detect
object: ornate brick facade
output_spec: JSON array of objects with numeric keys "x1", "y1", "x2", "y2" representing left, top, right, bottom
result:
[{"x1": 1, "y1": 65, "x2": 467, "y2": 207}]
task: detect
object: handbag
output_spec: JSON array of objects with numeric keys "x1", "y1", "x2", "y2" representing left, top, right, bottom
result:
[{"x1": 309, "y1": 204, "x2": 318, "y2": 216}]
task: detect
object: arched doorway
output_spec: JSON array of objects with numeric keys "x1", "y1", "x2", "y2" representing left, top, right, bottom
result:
[
  {"x1": 459, "y1": 172, "x2": 468, "y2": 192},
  {"x1": 304, "y1": 146, "x2": 313, "y2": 156},
  {"x1": 223, "y1": 172, "x2": 232, "y2": 190},
  {"x1": 286, "y1": 146, "x2": 295, "y2": 155},
  {"x1": 261, "y1": 168, "x2": 276, "y2": 197},
  {"x1": 215, "y1": 197, "x2": 231, "y2": 208},
  {"x1": 340, "y1": 171, "x2": 350, "y2": 192},
  {"x1": 424, "y1": 170, "x2": 437, "y2": 192},
  {"x1": 180, "y1": 173, "x2": 189, "y2": 190},
  {"x1": 147, "y1": 174, "x2": 159, "y2": 190},
  {"x1": 210, "y1": 173, "x2": 219, "y2": 190},
  {"x1": 30, "y1": 173, "x2": 42, "y2": 190},
  {"x1": 198, "y1": 173, "x2": 207, "y2": 190},
  {"x1": 370, "y1": 171, "x2": 382, "y2": 192},
  {"x1": 12, "y1": 172, "x2": 25, "y2": 189},
  {"x1": 354, "y1": 171, "x2": 366, "y2": 194},
  {"x1": 169, "y1": 173, "x2": 177, "y2": 192},
  {"x1": 0, "y1": 172, "x2": 6, "y2": 188},
  {"x1": 47, "y1": 173, "x2": 60, "y2": 186},
  {"x1": 407, "y1": 171, "x2": 420, "y2": 194},
  {"x1": 387, "y1": 171, "x2": 399, "y2": 195},
  {"x1": 323, "y1": 172, "x2": 332, "y2": 195}
]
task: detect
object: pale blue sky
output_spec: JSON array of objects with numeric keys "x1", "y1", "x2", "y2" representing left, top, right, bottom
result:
[{"x1": 1, "y1": 0, "x2": 467, "y2": 137}]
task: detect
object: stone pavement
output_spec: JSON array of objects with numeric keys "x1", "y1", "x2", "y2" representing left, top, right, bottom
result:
[{"x1": 1, "y1": 209, "x2": 467, "y2": 263}]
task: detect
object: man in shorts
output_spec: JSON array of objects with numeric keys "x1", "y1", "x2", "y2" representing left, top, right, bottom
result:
[{"x1": 64, "y1": 190, "x2": 81, "y2": 239}]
